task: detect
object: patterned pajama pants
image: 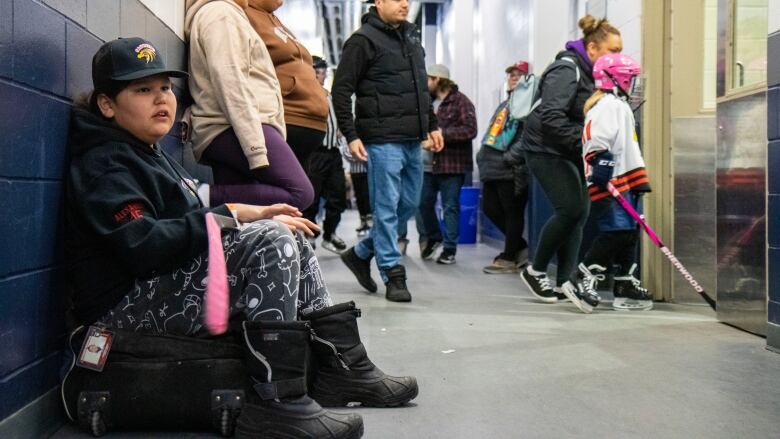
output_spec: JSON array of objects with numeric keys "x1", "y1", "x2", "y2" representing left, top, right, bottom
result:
[{"x1": 100, "y1": 220, "x2": 333, "y2": 336}]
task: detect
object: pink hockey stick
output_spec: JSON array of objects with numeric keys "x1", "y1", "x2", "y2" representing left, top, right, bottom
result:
[
  {"x1": 605, "y1": 183, "x2": 716, "y2": 310},
  {"x1": 204, "y1": 212, "x2": 229, "y2": 334}
]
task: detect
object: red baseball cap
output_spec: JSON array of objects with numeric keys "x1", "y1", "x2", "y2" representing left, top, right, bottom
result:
[{"x1": 505, "y1": 61, "x2": 530, "y2": 75}]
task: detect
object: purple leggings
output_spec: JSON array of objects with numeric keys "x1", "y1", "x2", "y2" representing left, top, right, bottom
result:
[{"x1": 203, "y1": 125, "x2": 315, "y2": 210}]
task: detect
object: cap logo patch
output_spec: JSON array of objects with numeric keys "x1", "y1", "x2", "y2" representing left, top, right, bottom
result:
[{"x1": 134, "y1": 43, "x2": 156, "y2": 63}]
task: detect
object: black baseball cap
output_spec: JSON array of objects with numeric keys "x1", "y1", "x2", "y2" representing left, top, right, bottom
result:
[{"x1": 92, "y1": 37, "x2": 188, "y2": 92}]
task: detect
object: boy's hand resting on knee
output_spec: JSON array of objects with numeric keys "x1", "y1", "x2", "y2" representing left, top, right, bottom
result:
[
  {"x1": 228, "y1": 203, "x2": 303, "y2": 223},
  {"x1": 272, "y1": 215, "x2": 320, "y2": 236}
]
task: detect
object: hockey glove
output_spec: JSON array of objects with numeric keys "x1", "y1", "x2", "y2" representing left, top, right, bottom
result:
[{"x1": 588, "y1": 151, "x2": 615, "y2": 189}]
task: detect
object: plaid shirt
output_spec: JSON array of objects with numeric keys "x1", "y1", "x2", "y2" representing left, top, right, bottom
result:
[{"x1": 432, "y1": 88, "x2": 478, "y2": 174}]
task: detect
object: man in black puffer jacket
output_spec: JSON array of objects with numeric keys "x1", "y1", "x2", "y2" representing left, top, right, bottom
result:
[{"x1": 332, "y1": 0, "x2": 443, "y2": 303}]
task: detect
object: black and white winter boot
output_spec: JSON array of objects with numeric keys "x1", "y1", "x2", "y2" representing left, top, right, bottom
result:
[
  {"x1": 302, "y1": 302, "x2": 419, "y2": 408},
  {"x1": 613, "y1": 264, "x2": 653, "y2": 311},
  {"x1": 236, "y1": 321, "x2": 364, "y2": 439},
  {"x1": 385, "y1": 265, "x2": 412, "y2": 302}
]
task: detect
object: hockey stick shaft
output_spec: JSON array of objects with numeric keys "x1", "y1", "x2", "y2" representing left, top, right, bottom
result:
[{"x1": 605, "y1": 183, "x2": 716, "y2": 310}]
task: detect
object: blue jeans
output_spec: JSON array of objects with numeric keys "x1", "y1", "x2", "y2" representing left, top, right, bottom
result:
[
  {"x1": 419, "y1": 173, "x2": 465, "y2": 252},
  {"x1": 398, "y1": 209, "x2": 426, "y2": 242},
  {"x1": 355, "y1": 142, "x2": 423, "y2": 281}
]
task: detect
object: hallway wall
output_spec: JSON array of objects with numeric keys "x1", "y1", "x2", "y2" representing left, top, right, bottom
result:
[
  {"x1": 766, "y1": 0, "x2": 780, "y2": 350},
  {"x1": 0, "y1": 0, "x2": 191, "y2": 434}
]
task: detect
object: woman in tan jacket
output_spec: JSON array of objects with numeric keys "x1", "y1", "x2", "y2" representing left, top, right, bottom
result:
[
  {"x1": 245, "y1": 0, "x2": 330, "y2": 169},
  {"x1": 183, "y1": 0, "x2": 314, "y2": 210}
]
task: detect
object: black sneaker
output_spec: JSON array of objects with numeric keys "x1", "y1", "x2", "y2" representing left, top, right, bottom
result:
[
  {"x1": 520, "y1": 267, "x2": 557, "y2": 303},
  {"x1": 421, "y1": 241, "x2": 442, "y2": 260},
  {"x1": 322, "y1": 234, "x2": 347, "y2": 254},
  {"x1": 340, "y1": 247, "x2": 377, "y2": 293},
  {"x1": 436, "y1": 249, "x2": 456, "y2": 265},
  {"x1": 385, "y1": 265, "x2": 412, "y2": 302}
]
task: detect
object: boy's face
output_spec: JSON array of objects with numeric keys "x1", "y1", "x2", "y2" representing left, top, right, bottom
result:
[{"x1": 99, "y1": 75, "x2": 176, "y2": 145}]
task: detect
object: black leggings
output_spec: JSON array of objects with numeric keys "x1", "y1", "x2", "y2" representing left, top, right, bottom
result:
[
  {"x1": 481, "y1": 180, "x2": 528, "y2": 260},
  {"x1": 525, "y1": 152, "x2": 590, "y2": 285}
]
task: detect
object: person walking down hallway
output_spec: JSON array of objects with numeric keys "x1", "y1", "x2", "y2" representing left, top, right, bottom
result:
[
  {"x1": 418, "y1": 64, "x2": 478, "y2": 265},
  {"x1": 303, "y1": 56, "x2": 349, "y2": 254},
  {"x1": 332, "y1": 0, "x2": 443, "y2": 302},
  {"x1": 477, "y1": 61, "x2": 532, "y2": 274},
  {"x1": 245, "y1": 0, "x2": 330, "y2": 171},
  {"x1": 512, "y1": 15, "x2": 623, "y2": 308},
  {"x1": 183, "y1": 0, "x2": 314, "y2": 209}
]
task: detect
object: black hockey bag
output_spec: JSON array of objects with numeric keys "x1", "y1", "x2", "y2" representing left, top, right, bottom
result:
[{"x1": 61, "y1": 326, "x2": 250, "y2": 437}]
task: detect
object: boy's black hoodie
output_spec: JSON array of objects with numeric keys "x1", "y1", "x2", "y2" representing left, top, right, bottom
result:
[{"x1": 66, "y1": 108, "x2": 232, "y2": 325}]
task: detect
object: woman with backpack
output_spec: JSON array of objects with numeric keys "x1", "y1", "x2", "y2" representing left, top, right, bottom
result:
[
  {"x1": 477, "y1": 61, "x2": 532, "y2": 273},
  {"x1": 510, "y1": 15, "x2": 623, "y2": 309}
]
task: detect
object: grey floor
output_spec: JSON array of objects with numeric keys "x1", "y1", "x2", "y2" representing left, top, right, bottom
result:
[{"x1": 54, "y1": 211, "x2": 780, "y2": 438}]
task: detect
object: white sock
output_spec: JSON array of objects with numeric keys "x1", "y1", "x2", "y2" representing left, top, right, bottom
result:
[{"x1": 527, "y1": 266, "x2": 545, "y2": 276}]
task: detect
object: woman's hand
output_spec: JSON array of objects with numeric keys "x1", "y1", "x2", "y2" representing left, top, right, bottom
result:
[
  {"x1": 273, "y1": 215, "x2": 320, "y2": 236},
  {"x1": 229, "y1": 203, "x2": 302, "y2": 223}
]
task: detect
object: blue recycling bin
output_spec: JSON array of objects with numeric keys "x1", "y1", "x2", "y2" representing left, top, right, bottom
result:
[
  {"x1": 458, "y1": 187, "x2": 480, "y2": 244},
  {"x1": 437, "y1": 186, "x2": 480, "y2": 244}
]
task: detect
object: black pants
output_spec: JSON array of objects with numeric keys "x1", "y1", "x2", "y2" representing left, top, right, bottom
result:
[
  {"x1": 351, "y1": 172, "x2": 371, "y2": 217},
  {"x1": 481, "y1": 180, "x2": 528, "y2": 260},
  {"x1": 525, "y1": 152, "x2": 590, "y2": 285},
  {"x1": 582, "y1": 198, "x2": 639, "y2": 275},
  {"x1": 287, "y1": 125, "x2": 326, "y2": 172},
  {"x1": 303, "y1": 148, "x2": 347, "y2": 239}
]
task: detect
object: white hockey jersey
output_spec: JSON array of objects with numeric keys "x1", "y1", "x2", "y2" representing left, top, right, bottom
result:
[{"x1": 582, "y1": 93, "x2": 651, "y2": 201}]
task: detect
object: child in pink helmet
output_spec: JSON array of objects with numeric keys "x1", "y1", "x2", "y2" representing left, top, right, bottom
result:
[{"x1": 576, "y1": 53, "x2": 654, "y2": 312}]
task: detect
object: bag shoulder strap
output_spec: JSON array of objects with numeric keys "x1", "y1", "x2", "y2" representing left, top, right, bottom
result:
[{"x1": 528, "y1": 56, "x2": 582, "y2": 113}]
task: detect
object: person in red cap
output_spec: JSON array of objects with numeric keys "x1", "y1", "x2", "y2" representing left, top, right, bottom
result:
[
  {"x1": 505, "y1": 61, "x2": 530, "y2": 94},
  {"x1": 476, "y1": 60, "x2": 533, "y2": 274}
]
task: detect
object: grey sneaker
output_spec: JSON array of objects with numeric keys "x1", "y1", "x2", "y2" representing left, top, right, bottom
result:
[{"x1": 483, "y1": 257, "x2": 519, "y2": 274}]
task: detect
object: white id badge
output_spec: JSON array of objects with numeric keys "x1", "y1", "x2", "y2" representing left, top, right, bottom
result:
[{"x1": 76, "y1": 325, "x2": 114, "y2": 372}]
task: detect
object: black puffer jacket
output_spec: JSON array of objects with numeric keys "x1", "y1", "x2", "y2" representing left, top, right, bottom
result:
[
  {"x1": 515, "y1": 49, "x2": 595, "y2": 160},
  {"x1": 332, "y1": 7, "x2": 436, "y2": 144}
]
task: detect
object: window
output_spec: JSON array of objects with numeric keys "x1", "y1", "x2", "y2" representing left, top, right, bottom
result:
[{"x1": 729, "y1": 0, "x2": 767, "y2": 92}]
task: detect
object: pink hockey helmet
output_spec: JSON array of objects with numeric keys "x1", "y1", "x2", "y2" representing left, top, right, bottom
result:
[{"x1": 593, "y1": 53, "x2": 641, "y2": 94}]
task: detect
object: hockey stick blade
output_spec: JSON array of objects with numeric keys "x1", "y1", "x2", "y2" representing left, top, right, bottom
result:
[{"x1": 605, "y1": 183, "x2": 716, "y2": 310}]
